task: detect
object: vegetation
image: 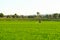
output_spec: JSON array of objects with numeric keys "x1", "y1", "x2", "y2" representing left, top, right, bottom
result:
[
  {"x1": 0, "y1": 12, "x2": 60, "y2": 40},
  {"x1": 0, "y1": 13, "x2": 4, "y2": 17},
  {"x1": 0, "y1": 20, "x2": 59, "y2": 40},
  {"x1": 0, "y1": 12, "x2": 60, "y2": 21}
]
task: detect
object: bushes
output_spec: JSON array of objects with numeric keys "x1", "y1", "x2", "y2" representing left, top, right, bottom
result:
[{"x1": 0, "y1": 18, "x2": 60, "y2": 21}]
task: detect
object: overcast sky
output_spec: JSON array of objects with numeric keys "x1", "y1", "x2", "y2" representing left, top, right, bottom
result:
[{"x1": 0, "y1": 0, "x2": 60, "y2": 15}]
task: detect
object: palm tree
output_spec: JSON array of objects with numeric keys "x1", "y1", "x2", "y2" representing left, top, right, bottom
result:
[
  {"x1": 37, "y1": 12, "x2": 41, "y2": 23},
  {"x1": 13, "y1": 13, "x2": 18, "y2": 18}
]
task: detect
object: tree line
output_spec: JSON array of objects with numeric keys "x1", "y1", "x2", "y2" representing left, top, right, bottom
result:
[{"x1": 0, "y1": 12, "x2": 60, "y2": 19}]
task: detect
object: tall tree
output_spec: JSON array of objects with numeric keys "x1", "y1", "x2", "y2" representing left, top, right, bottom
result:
[
  {"x1": 37, "y1": 12, "x2": 41, "y2": 23},
  {"x1": 13, "y1": 13, "x2": 18, "y2": 18},
  {"x1": 0, "y1": 13, "x2": 4, "y2": 17}
]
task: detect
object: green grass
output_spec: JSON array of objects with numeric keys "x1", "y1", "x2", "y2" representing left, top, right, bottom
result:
[{"x1": 0, "y1": 20, "x2": 60, "y2": 40}]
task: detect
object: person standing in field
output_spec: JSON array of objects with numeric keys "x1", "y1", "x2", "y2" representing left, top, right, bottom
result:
[{"x1": 37, "y1": 12, "x2": 41, "y2": 23}]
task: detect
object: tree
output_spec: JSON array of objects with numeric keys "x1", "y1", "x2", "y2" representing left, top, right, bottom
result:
[
  {"x1": 28, "y1": 15, "x2": 35, "y2": 18},
  {"x1": 45, "y1": 15, "x2": 49, "y2": 19},
  {"x1": 59, "y1": 14, "x2": 60, "y2": 18},
  {"x1": 37, "y1": 12, "x2": 41, "y2": 23},
  {"x1": 53, "y1": 13, "x2": 59, "y2": 19},
  {"x1": 48, "y1": 15, "x2": 52, "y2": 19},
  {"x1": 6, "y1": 15, "x2": 10, "y2": 18},
  {"x1": 12, "y1": 15, "x2": 15, "y2": 18},
  {"x1": 0, "y1": 13, "x2": 4, "y2": 17},
  {"x1": 12, "y1": 13, "x2": 18, "y2": 18}
]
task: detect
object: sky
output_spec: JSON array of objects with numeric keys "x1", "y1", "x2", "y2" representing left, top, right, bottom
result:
[{"x1": 0, "y1": 0, "x2": 60, "y2": 15}]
